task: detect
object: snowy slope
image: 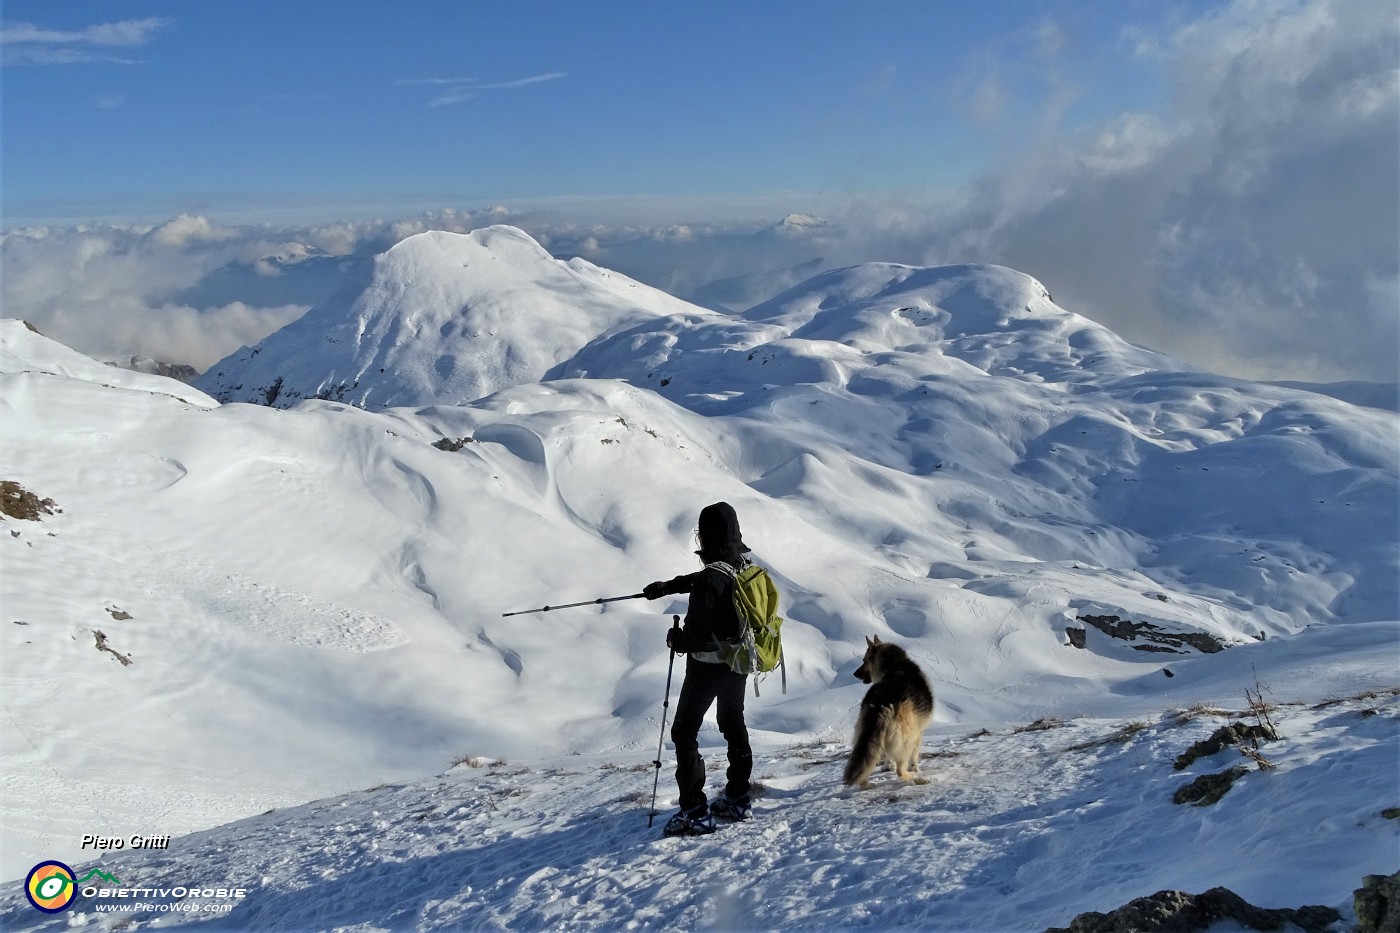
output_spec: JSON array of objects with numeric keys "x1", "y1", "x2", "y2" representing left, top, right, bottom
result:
[
  {"x1": 2, "y1": 230, "x2": 1397, "y2": 929},
  {"x1": 1, "y1": 690, "x2": 1396, "y2": 932},
  {"x1": 194, "y1": 227, "x2": 710, "y2": 409}
]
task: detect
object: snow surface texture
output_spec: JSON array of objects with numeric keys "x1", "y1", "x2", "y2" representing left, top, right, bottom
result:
[
  {"x1": 1, "y1": 226, "x2": 1396, "y2": 929},
  {"x1": 3, "y1": 695, "x2": 1395, "y2": 932}
]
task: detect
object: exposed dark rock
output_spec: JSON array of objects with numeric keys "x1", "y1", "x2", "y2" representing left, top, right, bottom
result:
[
  {"x1": 1172, "y1": 765, "x2": 1249, "y2": 806},
  {"x1": 93, "y1": 630, "x2": 133, "y2": 666},
  {"x1": 1356, "y1": 870, "x2": 1400, "y2": 933},
  {"x1": 1, "y1": 481, "x2": 56, "y2": 521},
  {"x1": 106, "y1": 356, "x2": 200, "y2": 383},
  {"x1": 1077, "y1": 614, "x2": 1228, "y2": 654},
  {"x1": 433, "y1": 436, "x2": 475, "y2": 452},
  {"x1": 1066, "y1": 626, "x2": 1087, "y2": 649},
  {"x1": 1046, "y1": 886, "x2": 1341, "y2": 933},
  {"x1": 1174, "y1": 722, "x2": 1279, "y2": 770}
]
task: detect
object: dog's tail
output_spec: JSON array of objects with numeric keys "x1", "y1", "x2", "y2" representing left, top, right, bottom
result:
[{"x1": 843, "y1": 704, "x2": 894, "y2": 787}]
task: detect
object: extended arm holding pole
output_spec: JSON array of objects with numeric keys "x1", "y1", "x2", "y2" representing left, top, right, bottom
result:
[{"x1": 501, "y1": 593, "x2": 646, "y2": 617}]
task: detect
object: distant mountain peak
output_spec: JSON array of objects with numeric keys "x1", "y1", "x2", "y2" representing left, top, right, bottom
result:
[
  {"x1": 776, "y1": 213, "x2": 830, "y2": 234},
  {"x1": 194, "y1": 226, "x2": 707, "y2": 409}
]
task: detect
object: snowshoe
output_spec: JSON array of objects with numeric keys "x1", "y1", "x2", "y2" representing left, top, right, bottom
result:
[
  {"x1": 662, "y1": 805, "x2": 716, "y2": 837},
  {"x1": 709, "y1": 792, "x2": 752, "y2": 822}
]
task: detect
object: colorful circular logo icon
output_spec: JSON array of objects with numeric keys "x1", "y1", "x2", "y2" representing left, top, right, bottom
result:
[{"x1": 25, "y1": 861, "x2": 77, "y2": 913}]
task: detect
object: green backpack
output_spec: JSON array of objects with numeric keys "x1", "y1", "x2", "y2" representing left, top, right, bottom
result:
[{"x1": 707, "y1": 560, "x2": 786, "y2": 695}]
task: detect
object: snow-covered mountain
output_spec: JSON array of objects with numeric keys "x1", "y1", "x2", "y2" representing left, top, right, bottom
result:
[{"x1": 2, "y1": 226, "x2": 1395, "y2": 929}]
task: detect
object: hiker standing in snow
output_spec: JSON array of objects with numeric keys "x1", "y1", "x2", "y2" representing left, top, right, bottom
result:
[{"x1": 644, "y1": 501, "x2": 753, "y2": 836}]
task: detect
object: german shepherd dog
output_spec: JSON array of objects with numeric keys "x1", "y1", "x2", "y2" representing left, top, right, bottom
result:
[{"x1": 843, "y1": 635, "x2": 935, "y2": 789}]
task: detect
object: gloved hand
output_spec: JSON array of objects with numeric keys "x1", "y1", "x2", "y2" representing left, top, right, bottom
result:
[
  {"x1": 666, "y1": 624, "x2": 683, "y2": 651},
  {"x1": 643, "y1": 581, "x2": 668, "y2": 600}
]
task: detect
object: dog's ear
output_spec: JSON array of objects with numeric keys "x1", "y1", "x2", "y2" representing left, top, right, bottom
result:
[
  {"x1": 865, "y1": 635, "x2": 874, "y2": 647},
  {"x1": 871, "y1": 634, "x2": 883, "y2": 645}
]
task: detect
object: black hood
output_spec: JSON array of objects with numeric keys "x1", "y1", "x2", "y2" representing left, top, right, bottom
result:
[{"x1": 697, "y1": 501, "x2": 749, "y2": 563}]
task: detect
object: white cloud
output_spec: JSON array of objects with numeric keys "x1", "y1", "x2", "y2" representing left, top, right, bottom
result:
[
  {"x1": 0, "y1": 17, "x2": 171, "y2": 46},
  {"x1": 1, "y1": 16, "x2": 172, "y2": 66},
  {"x1": 398, "y1": 72, "x2": 567, "y2": 90},
  {"x1": 429, "y1": 90, "x2": 478, "y2": 108},
  {"x1": 1, "y1": 219, "x2": 305, "y2": 369},
  {"x1": 398, "y1": 72, "x2": 567, "y2": 107},
  {"x1": 871, "y1": 0, "x2": 1399, "y2": 383},
  {"x1": 151, "y1": 213, "x2": 238, "y2": 248}
]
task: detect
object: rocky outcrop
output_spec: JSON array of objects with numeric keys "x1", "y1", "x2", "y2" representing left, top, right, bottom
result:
[
  {"x1": 1172, "y1": 765, "x2": 1249, "y2": 806},
  {"x1": 107, "y1": 356, "x2": 200, "y2": 383},
  {"x1": 1356, "y1": 871, "x2": 1400, "y2": 933},
  {"x1": 1076, "y1": 614, "x2": 1228, "y2": 654},
  {"x1": 1173, "y1": 722, "x2": 1279, "y2": 770},
  {"x1": 1046, "y1": 887, "x2": 1340, "y2": 933}
]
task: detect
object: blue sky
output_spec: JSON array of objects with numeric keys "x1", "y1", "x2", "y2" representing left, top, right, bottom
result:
[{"x1": 2, "y1": 1, "x2": 1180, "y2": 221}]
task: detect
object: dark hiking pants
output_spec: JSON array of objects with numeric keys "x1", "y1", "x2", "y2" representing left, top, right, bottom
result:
[{"x1": 671, "y1": 657, "x2": 752, "y2": 812}]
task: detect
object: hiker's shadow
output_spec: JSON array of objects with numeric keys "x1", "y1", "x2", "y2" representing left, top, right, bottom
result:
[{"x1": 199, "y1": 802, "x2": 664, "y2": 932}]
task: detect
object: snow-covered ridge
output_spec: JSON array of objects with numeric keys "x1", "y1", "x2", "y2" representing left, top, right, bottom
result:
[
  {"x1": 0, "y1": 320, "x2": 216, "y2": 406},
  {"x1": 198, "y1": 229, "x2": 1186, "y2": 411}
]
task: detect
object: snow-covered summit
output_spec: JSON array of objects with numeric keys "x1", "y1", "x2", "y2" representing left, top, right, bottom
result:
[
  {"x1": 775, "y1": 212, "x2": 830, "y2": 234},
  {"x1": 742, "y1": 262, "x2": 1183, "y2": 381},
  {"x1": 194, "y1": 226, "x2": 710, "y2": 409}
]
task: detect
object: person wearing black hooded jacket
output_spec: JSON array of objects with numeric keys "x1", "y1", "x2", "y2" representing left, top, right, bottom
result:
[{"x1": 643, "y1": 501, "x2": 753, "y2": 836}]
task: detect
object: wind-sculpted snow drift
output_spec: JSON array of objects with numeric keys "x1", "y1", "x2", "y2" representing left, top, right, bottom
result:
[{"x1": 2, "y1": 227, "x2": 1396, "y2": 910}]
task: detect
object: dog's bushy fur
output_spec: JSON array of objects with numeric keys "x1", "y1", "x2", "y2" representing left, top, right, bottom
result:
[{"x1": 843, "y1": 635, "x2": 935, "y2": 789}]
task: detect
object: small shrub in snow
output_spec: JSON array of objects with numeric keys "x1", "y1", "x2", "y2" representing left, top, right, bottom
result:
[
  {"x1": 1015, "y1": 717, "x2": 1067, "y2": 733},
  {"x1": 1066, "y1": 721, "x2": 1149, "y2": 752},
  {"x1": 450, "y1": 754, "x2": 496, "y2": 768}
]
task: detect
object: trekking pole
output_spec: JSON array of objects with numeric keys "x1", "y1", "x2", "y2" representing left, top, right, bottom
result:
[
  {"x1": 648, "y1": 616, "x2": 681, "y2": 828},
  {"x1": 501, "y1": 593, "x2": 646, "y2": 617}
]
